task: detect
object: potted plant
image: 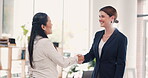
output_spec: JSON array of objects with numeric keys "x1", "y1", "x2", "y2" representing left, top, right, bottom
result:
[
  {"x1": 88, "y1": 58, "x2": 96, "y2": 69},
  {"x1": 17, "y1": 25, "x2": 29, "y2": 60},
  {"x1": 66, "y1": 65, "x2": 79, "y2": 78}
]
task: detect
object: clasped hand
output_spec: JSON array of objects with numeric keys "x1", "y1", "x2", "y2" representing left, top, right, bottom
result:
[{"x1": 77, "y1": 54, "x2": 84, "y2": 64}]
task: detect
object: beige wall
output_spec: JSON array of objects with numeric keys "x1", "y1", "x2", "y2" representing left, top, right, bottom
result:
[
  {"x1": 117, "y1": 0, "x2": 137, "y2": 69},
  {"x1": 137, "y1": 0, "x2": 146, "y2": 78},
  {"x1": 0, "y1": 0, "x2": 3, "y2": 37},
  {"x1": 0, "y1": 0, "x2": 2, "y2": 69}
]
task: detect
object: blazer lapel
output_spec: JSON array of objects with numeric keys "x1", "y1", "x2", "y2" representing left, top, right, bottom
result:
[
  {"x1": 100, "y1": 28, "x2": 118, "y2": 59},
  {"x1": 95, "y1": 30, "x2": 104, "y2": 59}
]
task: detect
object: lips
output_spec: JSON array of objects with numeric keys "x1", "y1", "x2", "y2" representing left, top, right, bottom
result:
[
  {"x1": 100, "y1": 22, "x2": 104, "y2": 24},
  {"x1": 99, "y1": 20, "x2": 104, "y2": 24}
]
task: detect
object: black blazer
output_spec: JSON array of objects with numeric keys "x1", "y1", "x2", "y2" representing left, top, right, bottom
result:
[{"x1": 83, "y1": 28, "x2": 127, "y2": 78}]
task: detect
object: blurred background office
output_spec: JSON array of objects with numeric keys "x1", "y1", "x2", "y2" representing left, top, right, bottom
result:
[{"x1": 0, "y1": 0, "x2": 148, "y2": 78}]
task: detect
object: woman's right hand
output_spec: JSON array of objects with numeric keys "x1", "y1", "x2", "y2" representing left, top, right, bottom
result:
[{"x1": 77, "y1": 54, "x2": 84, "y2": 64}]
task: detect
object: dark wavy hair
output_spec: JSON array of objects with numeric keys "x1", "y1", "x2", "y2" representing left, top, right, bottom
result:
[
  {"x1": 28, "y1": 12, "x2": 48, "y2": 68},
  {"x1": 99, "y1": 6, "x2": 119, "y2": 23}
]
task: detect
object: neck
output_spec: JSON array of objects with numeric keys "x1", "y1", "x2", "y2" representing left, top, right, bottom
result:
[{"x1": 104, "y1": 26, "x2": 115, "y2": 35}]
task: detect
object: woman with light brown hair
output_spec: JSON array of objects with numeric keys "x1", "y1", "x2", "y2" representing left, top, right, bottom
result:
[{"x1": 81, "y1": 6, "x2": 128, "y2": 78}]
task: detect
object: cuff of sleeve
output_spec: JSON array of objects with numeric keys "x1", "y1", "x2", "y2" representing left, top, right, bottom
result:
[{"x1": 74, "y1": 56, "x2": 78, "y2": 64}]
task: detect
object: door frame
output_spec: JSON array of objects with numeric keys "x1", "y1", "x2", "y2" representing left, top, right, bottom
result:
[{"x1": 144, "y1": 20, "x2": 148, "y2": 78}]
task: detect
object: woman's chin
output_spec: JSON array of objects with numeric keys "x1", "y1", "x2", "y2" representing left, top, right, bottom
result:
[
  {"x1": 49, "y1": 32, "x2": 52, "y2": 34},
  {"x1": 50, "y1": 32, "x2": 52, "y2": 34},
  {"x1": 100, "y1": 25, "x2": 104, "y2": 27},
  {"x1": 47, "y1": 32, "x2": 52, "y2": 35}
]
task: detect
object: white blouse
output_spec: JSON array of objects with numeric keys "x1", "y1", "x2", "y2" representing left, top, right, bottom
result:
[
  {"x1": 29, "y1": 36, "x2": 78, "y2": 78},
  {"x1": 98, "y1": 39, "x2": 106, "y2": 58}
]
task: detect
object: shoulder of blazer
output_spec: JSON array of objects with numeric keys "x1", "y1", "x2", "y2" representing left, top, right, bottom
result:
[
  {"x1": 116, "y1": 29, "x2": 127, "y2": 40},
  {"x1": 93, "y1": 30, "x2": 105, "y2": 41},
  {"x1": 95, "y1": 30, "x2": 105, "y2": 36}
]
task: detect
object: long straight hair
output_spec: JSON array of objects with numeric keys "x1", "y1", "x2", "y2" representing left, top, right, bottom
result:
[{"x1": 28, "y1": 12, "x2": 48, "y2": 68}]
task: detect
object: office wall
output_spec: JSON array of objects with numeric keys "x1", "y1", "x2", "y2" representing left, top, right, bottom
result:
[
  {"x1": 137, "y1": 0, "x2": 147, "y2": 78},
  {"x1": 118, "y1": 0, "x2": 137, "y2": 69},
  {"x1": 0, "y1": 0, "x2": 3, "y2": 37},
  {"x1": 91, "y1": 0, "x2": 137, "y2": 69}
]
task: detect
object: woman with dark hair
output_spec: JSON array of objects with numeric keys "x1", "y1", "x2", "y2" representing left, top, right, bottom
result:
[
  {"x1": 28, "y1": 12, "x2": 79, "y2": 78},
  {"x1": 80, "y1": 6, "x2": 128, "y2": 78}
]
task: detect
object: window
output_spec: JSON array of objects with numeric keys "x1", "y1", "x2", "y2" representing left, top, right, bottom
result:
[
  {"x1": 2, "y1": 0, "x2": 14, "y2": 34},
  {"x1": 2, "y1": 0, "x2": 90, "y2": 53},
  {"x1": 34, "y1": 0, "x2": 90, "y2": 54},
  {"x1": 2, "y1": 0, "x2": 33, "y2": 45},
  {"x1": 63, "y1": 0, "x2": 89, "y2": 54},
  {"x1": 143, "y1": 0, "x2": 148, "y2": 78},
  {"x1": 34, "y1": 0, "x2": 63, "y2": 43},
  {"x1": 12, "y1": 0, "x2": 33, "y2": 48},
  {"x1": 145, "y1": 21, "x2": 148, "y2": 78}
]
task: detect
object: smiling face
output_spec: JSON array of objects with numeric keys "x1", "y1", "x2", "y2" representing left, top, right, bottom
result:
[
  {"x1": 41, "y1": 17, "x2": 53, "y2": 35},
  {"x1": 99, "y1": 11, "x2": 114, "y2": 28}
]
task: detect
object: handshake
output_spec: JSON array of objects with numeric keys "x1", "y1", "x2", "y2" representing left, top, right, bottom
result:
[{"x1": 76, "y1": 54, "x2": 84, "y2": 64}]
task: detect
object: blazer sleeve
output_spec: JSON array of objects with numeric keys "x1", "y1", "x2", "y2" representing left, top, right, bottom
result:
[
  {"x1": 83, "y1": 32, "x2": 99, "y2": 63},
  {"x1": 42, "y1": 39, "x2": 77, "y2": 68},
  {"x1": 83, "y1": 46, "x2": 95, "y2": 63},
  {"x1": 114, "y1": 36, "x2": 128, "y2": 78}
]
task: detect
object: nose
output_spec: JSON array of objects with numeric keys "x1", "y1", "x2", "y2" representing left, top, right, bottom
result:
[{"x1": 99, "y1": 16, "x2": 103, "y2": 20}]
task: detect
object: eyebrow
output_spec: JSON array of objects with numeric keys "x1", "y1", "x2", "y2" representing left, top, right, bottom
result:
[{"x1": 99, "y1": 15, "x2": 105, "y2": 17}]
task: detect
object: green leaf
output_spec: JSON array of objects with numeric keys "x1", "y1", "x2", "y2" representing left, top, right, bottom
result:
[{"x1": 21, "y1": 25, "x2": 28, "y2": 36}]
